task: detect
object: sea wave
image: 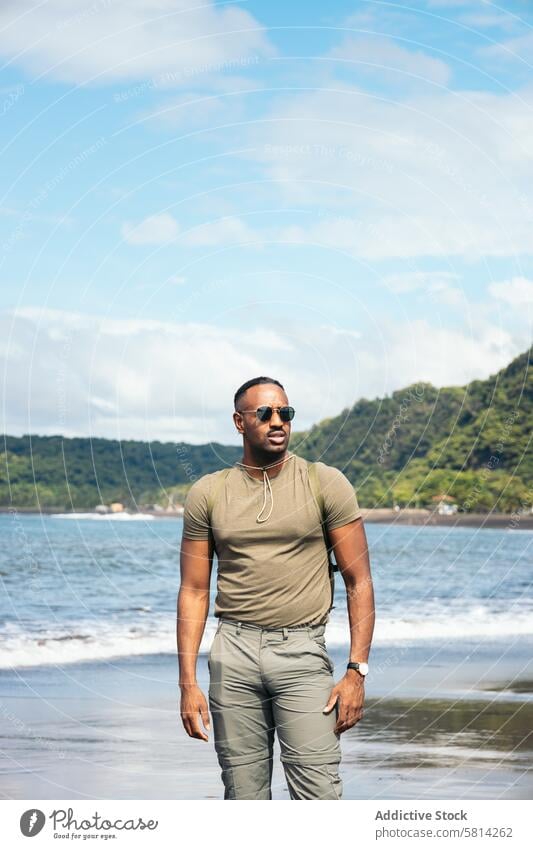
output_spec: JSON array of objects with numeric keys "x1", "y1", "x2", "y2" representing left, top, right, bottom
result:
[
  {"x1": 1, "y1": 608, "x2": 532, "y2": 669},
  {"x1": 50, "y1": 512, "x2": 156, "y2": 521},
  {"x1": 0, "y1": 621, "x2": 194, "y2": 669}
]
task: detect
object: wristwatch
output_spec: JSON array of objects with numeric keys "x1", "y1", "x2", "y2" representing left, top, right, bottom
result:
[{"x1": 347, "y1": 661, "x2": 369, "y2": 676}]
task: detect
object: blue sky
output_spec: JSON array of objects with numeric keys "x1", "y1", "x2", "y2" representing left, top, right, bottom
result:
[{"x1": 1, "y1": 0, "x2": 532, "y2": 444}]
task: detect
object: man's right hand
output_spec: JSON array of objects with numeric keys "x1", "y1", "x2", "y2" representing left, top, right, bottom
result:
[{"x1": 179, "y1": 684, "x2": 211, "y2": 741}]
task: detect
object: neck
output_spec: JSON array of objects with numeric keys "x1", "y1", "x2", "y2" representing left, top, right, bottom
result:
[{"x1": 237, "y1": 448, "x2": 291, "y2": 480}]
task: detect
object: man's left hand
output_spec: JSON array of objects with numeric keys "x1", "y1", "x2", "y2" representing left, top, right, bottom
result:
[{"x1": 323, "y1": 672, "x2": 365, "y2": 734}]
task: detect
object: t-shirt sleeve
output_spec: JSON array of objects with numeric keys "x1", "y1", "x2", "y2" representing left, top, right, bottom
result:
[
  {"x1": 182, "y1": 477, "x2": 211, "y2": 540},
  {"x1": 317, "y1": 463, "x2": 362, "y2": 530}
]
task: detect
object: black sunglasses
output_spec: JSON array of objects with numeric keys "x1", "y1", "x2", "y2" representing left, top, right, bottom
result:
[{"x1": 238, "y1": 405, "x2": 295, "y2": 422}]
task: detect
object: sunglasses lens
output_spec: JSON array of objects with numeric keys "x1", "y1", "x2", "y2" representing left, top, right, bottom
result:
[
  {"x1": 255, "y1": 406, "x2": 295, "y2": 421},
  {"x1": 280, "y1": 406, "x2": 295, "y2": 421},
  {"x1": 256, "y1": 406, "x2": 272, "y2": 421}
]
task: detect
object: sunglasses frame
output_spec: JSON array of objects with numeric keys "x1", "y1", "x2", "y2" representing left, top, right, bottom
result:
[{"x1": 237, "y1": 405, "x2": 295, "y2": 422}]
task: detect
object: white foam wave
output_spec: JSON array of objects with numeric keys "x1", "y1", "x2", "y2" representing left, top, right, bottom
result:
[
  {"x1": 327, "y1": 610, "x2": 533, "y2": 645},
  {"x1": 0, "y1": 621, "x2": 215, "y2": 669},
  {"x1": 50, "y1": 512, "x2": 155, "y2": 521},
  {"x1": 1, "y1": 609, "x2": 532, "y2": 669}
]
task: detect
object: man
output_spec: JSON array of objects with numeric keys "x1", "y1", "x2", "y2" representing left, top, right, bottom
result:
[{"x1": 177, "y1": 376, "x2": 375, "y2": 800}]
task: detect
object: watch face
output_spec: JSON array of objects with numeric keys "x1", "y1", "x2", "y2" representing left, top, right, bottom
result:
[{"x1": 358, "y1": 662, "x2": 369, "y2": 675}]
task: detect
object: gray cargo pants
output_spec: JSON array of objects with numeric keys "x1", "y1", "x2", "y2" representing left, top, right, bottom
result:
[{"x1": 207, "y1": 618, "x2": 342, "y2": 800}]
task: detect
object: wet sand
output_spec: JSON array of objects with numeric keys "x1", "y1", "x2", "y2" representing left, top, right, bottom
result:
[{"x1": 1, "y1": 642, "x2": 532, "y2": 800}]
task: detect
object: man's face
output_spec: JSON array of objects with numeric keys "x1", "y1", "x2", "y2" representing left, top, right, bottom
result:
[{"x1": 233, "y1": 383, "x2": 291, "y2": 455}]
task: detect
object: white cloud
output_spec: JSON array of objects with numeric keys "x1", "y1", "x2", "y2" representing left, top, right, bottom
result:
[
  {"x1": 425, "y1": 0, "x2": 471, "y2": 7},
  {"x1": 1, "y1": 307, "x2": 363, "y2": 442},
  {"x1": 481, "y1": 30, "x2": 533, "y2": 64},
  {"x1": 122, "y1": 214, "x2": 257, "y2": 247},
  {"x1": 122, "y1": 213, "x2": 180, "y2": 245},
  {"x1": 382, "y1": 271, "x2": 460, "y2": 294},
  {"x1": 381, "y1": 271, "x2": 464, "y2": 305},
  {"x1": 269, "y1": 213, "x2": 501, "y2": 259},
  {"x1": 489, "y1": 276, "x2": 533, "y2": 305},
  {"x1": 368, "y1": 316, "x2": 518, "y2": 390},
  {"x1": 459, "y1": 12, "x2": 519, "y2": 32},
  {"x1": 143, "y1": 90, "x2": 240, "y2": 128},
  {"x1": 248, "y1": 83, "x2": 533, "y2": 258},
  {"x1": 182, "y1": 216, "x2": 256, "y2": 246},
  {"x1": 0, "y1": 0, "x2": 273, "y2": 85},
  {"x1": 121, "y1": 208, "x2": 533, "y2": 268},
  {"x1": 428, "y1": 282, "x2": 464, "y2": 306},
  {"x1": 330, "y1": 36, "x2": 451, "y2": 86},
  {"x1": 1, "y1": 307, "x2": 524, "y2": 443}
]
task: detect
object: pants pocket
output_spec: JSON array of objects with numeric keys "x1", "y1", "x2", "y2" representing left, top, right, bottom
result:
[
  {"x1": 309, "y1": 633, "x2": 335, "y2": 675},
  {"x1": 325, "y1": 764, "x2": 343, "y2": 800},
  {"x1": 284, "y1": 761, "x2": 343, "y2": 800},
  {"x1": 207, "y1": 629, "x2": 220, "y2": 674}
]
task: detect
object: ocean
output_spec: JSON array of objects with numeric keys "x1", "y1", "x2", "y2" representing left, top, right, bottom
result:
[
  {"x1": 1, "y1": 512, "x2": 531, "y2": 673},
  {"x1": 2, "y1": 512, "x2": 533, "y2": 800}
]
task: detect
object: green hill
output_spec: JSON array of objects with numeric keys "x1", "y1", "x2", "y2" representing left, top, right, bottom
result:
[
  {"x1": 1, "y1": 346, "x2": 531, "y2": 512},
  {"x1": 291, "y1": 346, "x2": 532, "y2": 512},
  {"x1": 0, "y1": 437, "x2": 240, "y2": 511}
]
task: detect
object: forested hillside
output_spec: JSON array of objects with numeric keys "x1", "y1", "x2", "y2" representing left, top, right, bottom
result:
[
  {"x1": 0, "y1": 437, "x2": 240, "y2": 511},
  {"x1": 292, "y1": 346, "x2": 532, "y2": 512}
]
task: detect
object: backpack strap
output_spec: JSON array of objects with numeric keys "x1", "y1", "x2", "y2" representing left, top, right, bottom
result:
[
  {"x1": 308, "y1": 462, "x2": 337, "y2": 566},
  {"x1": 308, "y1": 461, "x2": 337, "y2": 614}
]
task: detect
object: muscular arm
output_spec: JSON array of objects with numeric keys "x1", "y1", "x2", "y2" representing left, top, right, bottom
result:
[
  {"x1": 330, "y1": 517, "x2": 375, "y2": 665},
  {"x1": 177, "y1": 536, "x2": 214, "y2": 741},
  {"x1": 323, "y1": 517, "x2": 375, "y2": 733}
]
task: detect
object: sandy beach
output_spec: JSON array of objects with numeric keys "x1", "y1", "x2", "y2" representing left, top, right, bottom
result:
[
  {"x1": 3, "y1": 506, "x2": 532, "y2": 530},
  {"x1": 1, "y1": 639, "x2": 532, "y2": 801}
]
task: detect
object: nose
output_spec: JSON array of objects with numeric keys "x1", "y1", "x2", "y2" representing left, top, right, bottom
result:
[{"x1": 270, "y1": 408, "x2": 284, "y2": 426}]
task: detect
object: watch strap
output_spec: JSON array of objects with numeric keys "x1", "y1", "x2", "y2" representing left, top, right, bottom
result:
[{"x1": 347, "y1": 661, "x2": 367, "y2": 675}]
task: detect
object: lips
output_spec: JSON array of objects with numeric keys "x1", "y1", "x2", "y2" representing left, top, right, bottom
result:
[{"x1": 267, "y1": 432, "x2": 286, "y2": 444}]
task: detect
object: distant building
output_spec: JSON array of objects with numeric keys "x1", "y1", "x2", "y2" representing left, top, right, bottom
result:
[
  {"x1": 432, "y1": 494, "x2": 458, "y2": 515},
  {"x1": 438, "y1": 502, "x2": 458, "y2": 515},
  {"x1": 94, "y1": 504, "x2": 110, "y2": 514},
  {"x1": 110, "y1": 502, "x2": 124, "y2": 513},
  {"x1": 165, "y1": 503, "x2": 184, "y2": 514}
]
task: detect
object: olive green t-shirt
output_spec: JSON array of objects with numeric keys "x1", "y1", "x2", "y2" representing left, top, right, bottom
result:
[{"x1": 182, "y1": 452, "x2": 362, "y2": 627}]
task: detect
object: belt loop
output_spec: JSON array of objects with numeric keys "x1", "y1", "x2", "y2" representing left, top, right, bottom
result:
[
  {"x1": 307, "y1": 624, "x2": 312, "y2": 639},
  {"x1": 236, "y1": 621, "x2": 242, "y2": 635},
  {"x1": 282, "y1": 627, "x2": 288, "y2": 640}
]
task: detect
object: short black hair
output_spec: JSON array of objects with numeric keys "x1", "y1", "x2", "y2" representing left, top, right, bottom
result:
[{"x1": 234, "y1": 376, "x2": 285, "y2": 409}]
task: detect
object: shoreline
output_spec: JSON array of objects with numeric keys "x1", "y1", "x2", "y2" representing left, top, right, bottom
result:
[
  {"x1": 2, "y1": 506, "x2": 532, "y2": 529},
  {"x1": 1, "y1": 646, "x2": 532, "y2": 800}
]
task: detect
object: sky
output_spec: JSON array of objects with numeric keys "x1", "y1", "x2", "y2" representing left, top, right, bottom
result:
[{"x1": 1, "y1": 0, "x2": 532, "y2": 445}]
